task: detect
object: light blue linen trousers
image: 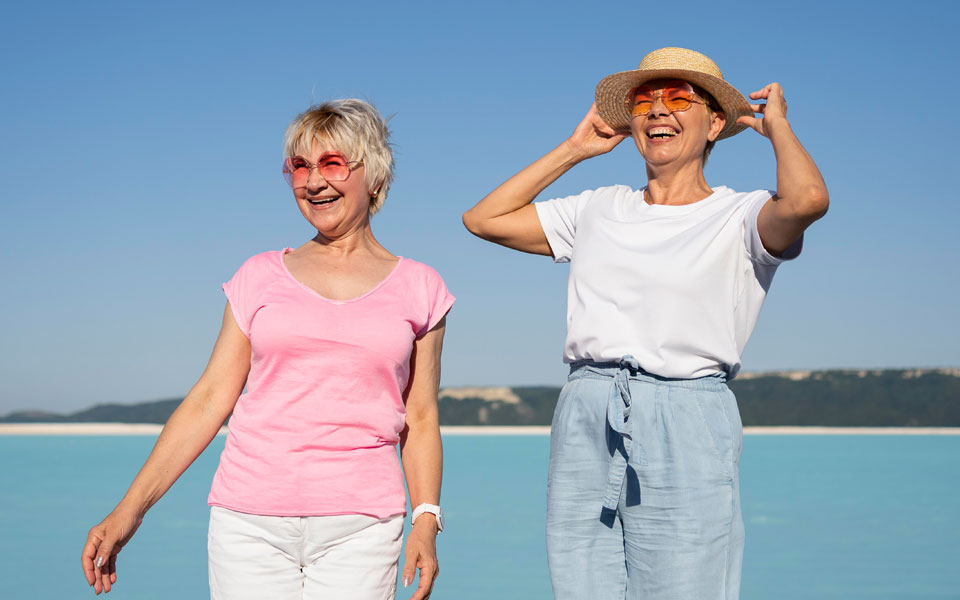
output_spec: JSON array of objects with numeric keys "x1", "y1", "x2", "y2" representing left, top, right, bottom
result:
[{"x1": 546, "y1": 357, "x2": 744, "y2": 600}]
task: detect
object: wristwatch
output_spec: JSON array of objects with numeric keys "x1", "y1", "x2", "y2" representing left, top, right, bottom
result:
[{"x1": 411, "y1": 503, "x2": 444, "y2": 532}]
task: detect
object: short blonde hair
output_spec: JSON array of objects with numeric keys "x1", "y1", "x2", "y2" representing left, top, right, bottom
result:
[{"x1": 282, "y1": 99, "x2": 394, "y2": 215}]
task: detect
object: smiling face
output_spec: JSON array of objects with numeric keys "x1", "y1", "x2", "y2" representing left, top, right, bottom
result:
[
  {"x1": 628, "y1": 79, "x2": 725, "y2": 171},
  {"x1": 290, "y1": 141, "x2": 373, "y2": 239},
  {"x1": 282, "y1": 100, "x2": 394, "y2": 216}
]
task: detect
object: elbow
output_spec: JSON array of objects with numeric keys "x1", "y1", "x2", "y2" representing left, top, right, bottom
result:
[
  {"x1": 461, "y1": 210, "x2": 477, "y2": 234},
  {"x1": 181, "y1": 378, "x2": 238, "y2": 425},
  {"x1": 461, "y1": 209, "x2": 487, "y2": 239},
  {"x1": 793, "y1": 185, "x2": 830, "y2": 222},
  {"x1": 405, "y1": 404, "x2": 441, "y2": 435}
]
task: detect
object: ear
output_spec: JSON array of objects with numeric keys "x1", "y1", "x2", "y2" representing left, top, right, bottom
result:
[{"x1": 708, "y1": 110, "x2": 726, "y2": 142}]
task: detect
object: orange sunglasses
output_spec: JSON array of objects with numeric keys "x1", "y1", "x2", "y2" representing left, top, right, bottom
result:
[{"x1": 627, "y1": 80, "x2": 711, "y2": 117}]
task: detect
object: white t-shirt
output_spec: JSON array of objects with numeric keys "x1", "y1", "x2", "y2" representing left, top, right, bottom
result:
[{"x1": 535, "y1": 185, "x2": 801, "y2": 379}]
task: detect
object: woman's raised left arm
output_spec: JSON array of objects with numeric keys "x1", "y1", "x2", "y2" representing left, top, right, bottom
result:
[
  {"x1": 738, "y1": 83, "x2": 829, "y2": 255},
  {"x1": 399, "y1": 316, "x2": 446, "y2": 600}
]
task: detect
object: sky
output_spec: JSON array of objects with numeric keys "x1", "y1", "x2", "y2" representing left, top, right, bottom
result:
[{"x1": 2, "y1": 0, "x2": 958, "y2": 414}]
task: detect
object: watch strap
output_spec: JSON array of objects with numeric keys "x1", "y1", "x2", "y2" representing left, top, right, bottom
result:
[{"x1": 411, "y1": 503, "x2": 443, "y2": 532}]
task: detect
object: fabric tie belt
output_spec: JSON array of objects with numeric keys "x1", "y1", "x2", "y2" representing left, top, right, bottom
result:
[{"x1": 602, "y1": 355, "x2": 646, "y2": 511}]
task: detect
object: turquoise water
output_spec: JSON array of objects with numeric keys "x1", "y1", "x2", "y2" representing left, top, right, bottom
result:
[{"x1": 1, "y1": 435, "x2": 958, "y2": 599}]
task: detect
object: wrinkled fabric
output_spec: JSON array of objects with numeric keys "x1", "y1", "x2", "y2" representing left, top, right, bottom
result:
[
  {"x1": 547, "y1": 360, "x2": 744, "y2": 599},
  {"x1": 208, "y1": 506, "x2": 403, "y2": 600}
]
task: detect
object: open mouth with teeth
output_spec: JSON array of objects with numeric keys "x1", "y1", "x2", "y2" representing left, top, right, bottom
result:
[
  {"x1": 308, "y1": 196, "x2": 340, "y2": 206},
  {"x1": 646, "y1": 127, "x2": 679, "y2": 140}
]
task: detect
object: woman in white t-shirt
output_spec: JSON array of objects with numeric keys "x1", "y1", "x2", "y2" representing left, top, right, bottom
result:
[{"x1": 463, "y1": 47, "x2": 828, "y2": 599}]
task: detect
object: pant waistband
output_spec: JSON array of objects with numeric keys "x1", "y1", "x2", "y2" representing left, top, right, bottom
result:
[{"x1": 569, "y1": 359, "x2": 727, "y2": 391}]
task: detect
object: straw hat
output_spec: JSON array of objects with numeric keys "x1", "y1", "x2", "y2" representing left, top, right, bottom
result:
[{"x1": 595, "y1": 47, "x2": 751, "y2": 140}]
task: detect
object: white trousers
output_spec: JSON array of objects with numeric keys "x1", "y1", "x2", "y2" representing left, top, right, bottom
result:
[{"x1": 208, "y1": 506, "x2": 404, "y2": 600}]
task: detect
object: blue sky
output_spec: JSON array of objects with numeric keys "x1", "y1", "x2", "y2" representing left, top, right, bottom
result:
[{"x1": 2, "y1": 0, "x2": 958, "y2": 413}]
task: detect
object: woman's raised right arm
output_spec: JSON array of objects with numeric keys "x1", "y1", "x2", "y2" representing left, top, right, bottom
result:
[
  {"x1": 462, "y1": 103, "x2": 627, "y2": 255},
  {"x1": 81, "y1": 303, "x2": 251, "y2": 594}
]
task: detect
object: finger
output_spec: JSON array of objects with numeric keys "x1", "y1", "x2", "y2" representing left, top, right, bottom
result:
[
  {"x1": 583, "y1": 102, "x2": 600, "y2": 122},
  {"x1": 594, "y1": 121, "x2": 617, "y2": 137},
  {"x1": 590, "y1": 108, "x2": 617, "y2": 133},
  {"x1": 109, "y1": 554, "x2": 117, "y2": 585},
  {"x1": 94, "y1": 554, "x2": 104, "y2": 594},
  {"x1": 82, "y1": 534, "x2": 102, "y2": 585},
  {"x1": 409, "y1": 572, "x2": 433, "y2": 600},
  {"x1": 736, "y1": 116, "x2": 759, "y2": 128},
  {"x1": 101, "y1": 558, "x2": 112, "y2": 593},
  {"x1": 94, "y1": 540, "x2": 117, "y2": 594},
  {"x1": 101, "y1": 550, "x2": 117, "y2": 592},
  {"x1": 401, "y1": 552, "x2": 418, "y2": 588},
  {"x1": 414, "y1": 560, "x2": 438, "y2": 598},
  {"x1": 409, "y1": 572, "x2": 436, "y2": 600}
]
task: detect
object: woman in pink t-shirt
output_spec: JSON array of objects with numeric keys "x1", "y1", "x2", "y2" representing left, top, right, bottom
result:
[{"x1": 82, "y1": 99, "x2": 454, "y2": 600}]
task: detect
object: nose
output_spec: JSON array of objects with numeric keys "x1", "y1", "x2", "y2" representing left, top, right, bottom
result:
[
  {"x1": 647, "y1": 94, "x2": 671, "y2": 117},
  {"x1": 305, "y1": 166, "x2": 328, "y2": 190}
]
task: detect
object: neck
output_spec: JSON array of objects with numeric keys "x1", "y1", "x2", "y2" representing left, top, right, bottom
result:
[
  {"x1": 310, "y1": 222, "x2": 387, "y2": 258},
  {"x1": 644, "y1": 159, "x2": 712, "y2": 206}
]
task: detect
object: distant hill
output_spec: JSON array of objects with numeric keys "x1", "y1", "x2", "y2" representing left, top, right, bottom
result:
[
  {"x1": 0, "y1": 399, "x2": 181, "y2": 424},
  {"x1": 3, "y1": 369, "x2": 959, "y2": 427},
  {"x1": 731, "y1": 368, "x2": 960, "y2": 426}
]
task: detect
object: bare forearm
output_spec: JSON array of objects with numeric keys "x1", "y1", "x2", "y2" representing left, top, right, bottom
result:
[
  {"x1": 401, "y1": 418, "x2": 443, "y2": 508},
  {"x1": 463, "y1": 104, "x2": 626, "y2": 254},
  {"x1": 767, "y1": 118, "x2": 829, "y2": 219},
  {"x1": 118, "y1": 385, "x2": 234, "y2": 517},
  {"x1": 465, "y1": 140, "x2": 583, "y2": 226}
]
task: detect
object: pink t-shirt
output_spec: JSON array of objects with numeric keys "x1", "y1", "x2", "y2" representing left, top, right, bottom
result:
[{"x1": 207, "y1": 249, "x2": 455, "y2": 518}]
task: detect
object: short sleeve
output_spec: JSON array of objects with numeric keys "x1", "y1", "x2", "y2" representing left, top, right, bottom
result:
[
  {"x1": 222, "y1": 253, "x2": 275, "y2": 338},
  {"x1": 744, "y1": 190, "x2": 803, "y2": 267},
  {"x1": 417, "y1": 265, "x2": 456, "y2": 337},
  {"x1": 535, "y1": 189, "x2": 596, "y2": 263}
]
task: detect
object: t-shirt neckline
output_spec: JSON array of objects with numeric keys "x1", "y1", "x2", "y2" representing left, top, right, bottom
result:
[
  {"x1": 636, "y1": 185, "x2": 732, "y2": 215},
  {"x1": 279, "y1": 248, "x2": 404, "y2": 304}
]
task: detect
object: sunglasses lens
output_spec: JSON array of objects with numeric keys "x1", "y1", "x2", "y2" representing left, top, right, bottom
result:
[
  {"x1": 286, "y1": 156, "x2": 312, "y2": 187},
  {"x1": 630, "y1": 86, "x2": 655, "y2": 116},
  {"x1": 282, "y1": 153, "x2": 354, "y2": 187},
  {"x1": 318, "y1": 154, "x2": 350, "y2": 181},
  {"x1": 629, "y1": 81, "x2": 700, "y2": 116},
  {"x1": 663, "y1": 85, "x2": 694, "y2": 111}
]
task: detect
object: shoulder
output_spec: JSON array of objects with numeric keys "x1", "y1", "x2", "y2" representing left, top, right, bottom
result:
[
  {"x1": 576, "y1": 184, "x2": 637, "y2": 203},
  {"x1": 234, "y1": 250, "x2": 284, "y2": 274},
  {"x1": 598, "y1": 184, "x2": 639, "y2": 196},
  {"x1": 395, "y1": 258, "x2": 455, "y2": 333},
  {"x1": 542, "y1": 185, "x2": 638, "y2": 215},
  {"x1": 226, "y1": 250, "x2": 285, "y2": 286},
  {"x1": 397, "y1": 257, "x2": 448, "y2": 287},
  {"x1": 714, "y1": 186, "x2": 775, "y2": 208}
]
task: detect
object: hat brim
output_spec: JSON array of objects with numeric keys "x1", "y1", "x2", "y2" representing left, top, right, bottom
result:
[{"x1": 595, "y1": 68, "x2": 751, "y2": 140}]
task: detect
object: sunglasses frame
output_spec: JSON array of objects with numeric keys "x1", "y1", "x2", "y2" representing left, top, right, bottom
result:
[
  {"x1": 282, "y1": 151, "x2": 363, "y2": 187},
  {"x1": 626, "y1": 80, "x2": 712, "y2": 117}
]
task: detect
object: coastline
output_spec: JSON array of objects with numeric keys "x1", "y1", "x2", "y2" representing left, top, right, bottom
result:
[{"x1": 2, "y1": 423, "x2": 960, "y2": 436}]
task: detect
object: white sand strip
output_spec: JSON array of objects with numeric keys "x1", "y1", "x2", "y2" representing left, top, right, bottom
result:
[
  {"x1": 441, "y1": 426, "x2": 552, "y2": 435},
  {"x1": 1, "y1": 423, "x2": 959, "y2": 436},
  {"x1": 441, "y1": 426, "x2": 960, "y2": 436}
]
